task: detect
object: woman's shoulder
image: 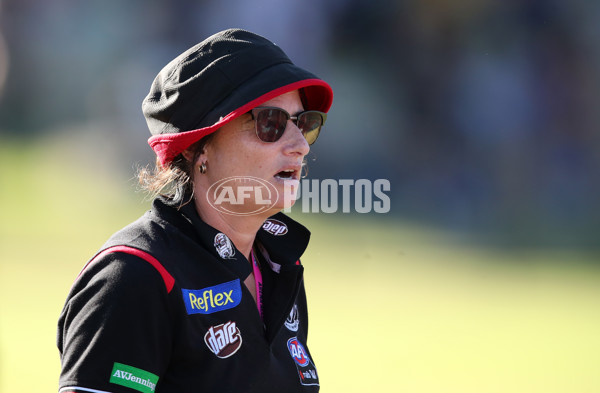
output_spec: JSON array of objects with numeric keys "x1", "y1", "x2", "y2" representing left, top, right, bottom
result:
[
  {"x1": 102, "y1": 197, "x2": 196, "y2": 251},
  {"x1": 68, "y1": 199, "x2": 196, "y2": 291}
]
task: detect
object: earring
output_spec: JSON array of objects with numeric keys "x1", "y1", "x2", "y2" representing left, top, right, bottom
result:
[{"x1": 199, "y1": 162, "x2": 207, "y2": 174}]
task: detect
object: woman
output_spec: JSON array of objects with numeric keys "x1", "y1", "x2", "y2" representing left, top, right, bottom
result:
[{"x1": 57, "y1": 29, "x2": 333, "y2": 393}]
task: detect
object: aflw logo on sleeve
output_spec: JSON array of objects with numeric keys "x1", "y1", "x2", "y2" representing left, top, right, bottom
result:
[
  {"x1": 287, "y1": 337, "x2": 319, "y2": 386},
  {"x1": 182, "y1": 279, "x2": 242, "y2": 315}
]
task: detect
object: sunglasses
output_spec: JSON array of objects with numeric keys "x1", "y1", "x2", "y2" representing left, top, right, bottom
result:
[{"x1": 250, "y1": 107, "x2": 327, "y2": 145}]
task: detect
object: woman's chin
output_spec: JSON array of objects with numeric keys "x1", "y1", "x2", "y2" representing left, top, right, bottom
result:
[{"x1": 275, "y1": 178, "x2": 300, "y2": 207}]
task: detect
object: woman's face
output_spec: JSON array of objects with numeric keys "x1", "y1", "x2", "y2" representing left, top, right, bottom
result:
[{"x1": 195, "y1": 90, "x2": 309, "y2": 216}]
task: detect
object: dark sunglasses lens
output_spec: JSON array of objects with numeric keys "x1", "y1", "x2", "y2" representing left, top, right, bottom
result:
[
  {"x1": 297, "y1": 112, "x2": 324, "y2": 145},
  {"x1": 256, "y1": 109, "x2": 288, "y2": 142}
]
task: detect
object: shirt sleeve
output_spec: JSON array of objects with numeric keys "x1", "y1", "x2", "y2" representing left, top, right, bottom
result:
[{"x1": 57, "y1": 252, "x2": 173, "y2": 393}]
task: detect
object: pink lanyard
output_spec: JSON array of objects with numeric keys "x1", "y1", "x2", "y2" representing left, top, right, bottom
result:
[{"x1": 250, "y1": 249, "x2": 264, "y2": 321}]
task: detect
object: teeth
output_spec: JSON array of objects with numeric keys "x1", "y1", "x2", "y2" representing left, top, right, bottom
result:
[{"x1": 275, "y1": 169, "x2": 295, "y2": 179}]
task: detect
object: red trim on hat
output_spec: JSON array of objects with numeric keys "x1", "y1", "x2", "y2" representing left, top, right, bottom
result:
[
  {"x1": 78, "y1": 245, "x2": 175, "y2": 293},
  {"x1": 148, "y1": 78, "x2": 333, "y2": 167}
]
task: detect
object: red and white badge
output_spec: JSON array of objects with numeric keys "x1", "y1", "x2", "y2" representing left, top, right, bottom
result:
[{"x1": 287, "y1": 337, "x2": 319, "y2": 386}]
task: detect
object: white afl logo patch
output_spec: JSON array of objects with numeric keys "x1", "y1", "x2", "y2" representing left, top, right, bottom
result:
[
  {"x1": 262, "y1": 219, "x2": 288, "y2": 236},
  {"x1": 285, "y1": 304, "x2": 299, "y2": 332},
  {"x1": 214, "y1": 233, "x2": 235, "y2": 259}
]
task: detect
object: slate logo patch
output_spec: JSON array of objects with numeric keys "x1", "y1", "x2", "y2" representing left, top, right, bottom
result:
[
  {"x1": 204, "y1": 321, "x2": 243, "y2": 358},
  {"x1": 287, "y1": 337, "x2": 319, "y2": 386},
  {"x1": 182, "y1": 279, "x2": 242, "y2": 315},
  {"x1": 109, "y1": 362, "x2": 159, "y2": 393}
]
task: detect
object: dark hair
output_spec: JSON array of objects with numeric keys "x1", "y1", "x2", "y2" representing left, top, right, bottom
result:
[{"x1": 138, "y1": 134, "x2": 215, "y2": 206}]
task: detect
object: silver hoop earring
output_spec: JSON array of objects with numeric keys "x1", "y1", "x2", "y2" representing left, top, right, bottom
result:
[{"x1": 199, "y1": 162, "x2": 207, "y2": 174}]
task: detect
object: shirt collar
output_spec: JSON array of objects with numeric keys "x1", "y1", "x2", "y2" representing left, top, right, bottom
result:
[{"x1": 153, "y1": 197, "x2": 310, "y2": 275}]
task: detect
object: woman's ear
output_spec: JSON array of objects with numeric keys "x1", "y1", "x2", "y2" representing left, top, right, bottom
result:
[
  {"x1": 181, "y1": 149, "x2": 196, "y2": 163},
  {"x1": 182, "y1": 145, "x2": 208, "y2": 164},
  {"x1": 182, "y1": 134, "x2": 214, "y2": 165}
]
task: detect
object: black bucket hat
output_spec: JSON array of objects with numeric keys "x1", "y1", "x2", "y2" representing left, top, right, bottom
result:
[{"x1": 142, "y1": 28, "x2": 333, "y2": 166}]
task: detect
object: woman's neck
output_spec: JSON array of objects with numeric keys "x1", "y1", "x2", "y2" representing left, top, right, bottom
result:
[{"x1": 194, "y1": 197, "x2": 268, "y2": 261}]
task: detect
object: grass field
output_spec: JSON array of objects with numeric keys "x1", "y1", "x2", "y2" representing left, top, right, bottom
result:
[{"x1": 1, "y1": 136, "x2": 599, "y2": 392}]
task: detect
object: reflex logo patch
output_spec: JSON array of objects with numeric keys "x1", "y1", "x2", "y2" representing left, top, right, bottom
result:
[
  {"x1": 109, "y1": 362, "x2": 159, "y2": 393},
  {"x1": 204, "y1": 321, "x2": 243, "y2": 358},
  {"x1": 287, "y1": 337, "x2": 319, "y2": 386},
  {"x1": 182, "y1": 279, "x2": 242, "y2": 315}
]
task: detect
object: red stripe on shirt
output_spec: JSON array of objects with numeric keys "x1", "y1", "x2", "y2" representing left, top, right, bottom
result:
[{"x1": 78, "y1": 245, "x2": 175, "y2": 293}]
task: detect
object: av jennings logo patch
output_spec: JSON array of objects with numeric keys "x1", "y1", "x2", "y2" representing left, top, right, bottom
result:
[
  {"x1": 205, "y1": 321, "x2": 243, "y2": 358},
  {"x1": 109, "y1": 362, "x2": 159, "y2": 393},
  {"x1": 287, "y1": 337, "x2": 319, "y2": 386},
  {"x1": 182, "y1": 279, "x2": 242, "y2": 315}
]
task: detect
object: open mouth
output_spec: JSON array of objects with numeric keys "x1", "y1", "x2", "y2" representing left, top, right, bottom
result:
[{"x1": 274, "y1": 169, "x2": 297, "y2": 180}]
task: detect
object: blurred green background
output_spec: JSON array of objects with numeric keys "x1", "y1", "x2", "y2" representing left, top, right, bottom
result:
[{"x1": 1, "y1": 1, "x2": 600, "y2": 392}]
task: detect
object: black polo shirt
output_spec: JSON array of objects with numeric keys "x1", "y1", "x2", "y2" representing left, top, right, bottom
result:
[{"x1": 57, "y1": 197, "x2": 320, "y2": 392}]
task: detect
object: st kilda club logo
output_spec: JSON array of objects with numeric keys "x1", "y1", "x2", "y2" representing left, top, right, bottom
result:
[
  {"x1": 207, "y1": 176, "x2": 279, "y2": 216},
  {"x1": 204, "y1": 321, "x2": 242, "y2": 359}
]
